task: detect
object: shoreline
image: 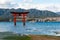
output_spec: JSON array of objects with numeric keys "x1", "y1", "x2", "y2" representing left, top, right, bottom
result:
[
  {"x1": 0, "y1": 32, "x2": 60, "y2": 40},
  {"x1": 29, "y1": 35, "x2": 60, "y2": 40}
]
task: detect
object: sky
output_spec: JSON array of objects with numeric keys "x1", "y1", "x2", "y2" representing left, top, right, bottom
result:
[{"x1": 0, "y1": 0, "x2": 60, "y2": 12}]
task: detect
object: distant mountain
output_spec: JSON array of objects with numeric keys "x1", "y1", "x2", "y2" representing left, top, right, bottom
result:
[
  {"x1": 0, "y1": 8, "x2": 60, "y2": 21},
  {"x1": 56, "y1": 12, "x2": 60, "y2": 15},
  {"x1": 28, "y1": 9, "x2": 60, "y2": 18}
]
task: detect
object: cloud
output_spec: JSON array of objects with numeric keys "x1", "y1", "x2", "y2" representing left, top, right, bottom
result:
[
  {"x1": 0, "y1": 0, "x2": 12, "y2": 4},
  {"x1": 0, "y1": 0, "x2": 60, "y2": 12},
  {"x1": 45, "y1": 4, "x2": 60, "y2": 12},
  {"x1": 0, "y1": 0, "x2": 18, "y2": 8},
  {"x1": 18, "y1": 3, "x2": 60, "y2": 12},
  {"x1": 23, "y1": 0, "x2": 33, "y2": 3}
]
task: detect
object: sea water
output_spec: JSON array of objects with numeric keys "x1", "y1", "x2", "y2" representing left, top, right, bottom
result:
[{"x1": 0, "y1": 22, "x2": 60, "y2": 35}]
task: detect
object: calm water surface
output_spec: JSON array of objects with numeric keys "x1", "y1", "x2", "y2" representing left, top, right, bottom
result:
[{"x1": 0, "y1": 22, "x2": 60, "y2": 35}]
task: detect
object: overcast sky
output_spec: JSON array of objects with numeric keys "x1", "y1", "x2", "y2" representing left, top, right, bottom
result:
[{"x1": 0, "y1": 0, "x2": 60, "y2": 12}]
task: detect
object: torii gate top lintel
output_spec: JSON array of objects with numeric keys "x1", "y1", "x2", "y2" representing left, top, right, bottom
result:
[{"x1": 11, "y1": 12, "x2": 29, "y2": 14}]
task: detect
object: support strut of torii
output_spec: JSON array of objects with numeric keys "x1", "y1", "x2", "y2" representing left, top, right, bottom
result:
[{"x1": 11, "y1": 12, "x2": 29, "y2": 26}]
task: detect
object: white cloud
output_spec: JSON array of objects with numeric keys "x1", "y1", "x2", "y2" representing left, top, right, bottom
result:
[
  {"x1": 0, "y1": 0, "x2": 6, "y2": 4},
  {"x1": 0, "y1": 0, "x2": 60, "y2": 12},
  {"x1": 16, "y1": 3, "x2": 57, "y2": 11},
  {"x1": 0, "y1": 0, "x2": 12, "y2": 4},
  {"x1": 18, "y1": 3, "x2": 60, "y2": 12},
  {"x1": 23, "y1": 0, "x2": 33, "y2": 3},
  {"x1": 0, "y1": 0, "x2": 18, "y2": 8},
  {"x1": 44, "y1": 4, "x2": 60, "y2": 12}
]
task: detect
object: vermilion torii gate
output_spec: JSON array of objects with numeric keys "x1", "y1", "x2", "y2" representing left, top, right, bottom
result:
[{"x1": 11, "y1": 12, "x2": 29, "y2": 26}]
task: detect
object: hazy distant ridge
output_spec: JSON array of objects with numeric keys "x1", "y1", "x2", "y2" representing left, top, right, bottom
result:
[{"x1": 0, "y1": 8, "x2": 60, "y2": 19}]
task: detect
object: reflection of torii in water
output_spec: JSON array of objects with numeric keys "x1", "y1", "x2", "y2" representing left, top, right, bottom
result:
[{"x1": 11, "y1": 12, "x2": 29, "y2": 26}]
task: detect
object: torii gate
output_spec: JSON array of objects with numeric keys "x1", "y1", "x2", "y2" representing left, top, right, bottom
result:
[{"x1": 11, "y1": 12, "x2": 29, "y2": 26}]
